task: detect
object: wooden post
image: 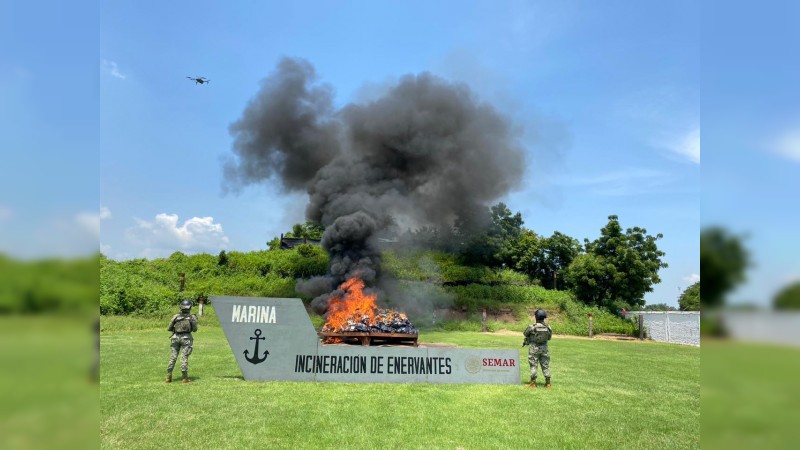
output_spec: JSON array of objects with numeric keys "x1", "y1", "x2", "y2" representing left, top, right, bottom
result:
[
  {"x1": 553, "y1": 271, "x2": 558, "y2": 290},
  {"x1": 198, "y1": 297, "x2": 205, "y2": 316},
  {"x1": 638, "y1": 314, "x2": 645, "y2": 340},
  {"x1": 179, "y1": 272, "x2": 185, "y2": 291},
  {"x1": 481, "y1": 308, "x2": 487, "y2": 332},
  {"x1": 588, "y1": 313, "x2": 593, "y2": 338}
]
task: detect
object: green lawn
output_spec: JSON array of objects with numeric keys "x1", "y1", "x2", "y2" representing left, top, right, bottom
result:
[
  {"x1": 0, "y1": 317, "x2": 97, "y2": 450},
  {"x1": 101, "y1": 319, "x2": 699, "y2": 449},
  {"x1": 702, "y1": 341, "x2": 800, "y2": 450}
]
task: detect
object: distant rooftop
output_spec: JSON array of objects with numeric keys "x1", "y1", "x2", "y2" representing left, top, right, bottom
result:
[{"x1": 280, "y1": 235, "x2": 321, "y2": 250}]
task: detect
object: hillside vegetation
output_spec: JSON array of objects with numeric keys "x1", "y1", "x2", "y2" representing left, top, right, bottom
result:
[
  {"x1": 0, "y1": 254, "x2": 98, "y2": 314},
  {"x1": 100, "y1": 247, "x2": 636, "y2": 336}
]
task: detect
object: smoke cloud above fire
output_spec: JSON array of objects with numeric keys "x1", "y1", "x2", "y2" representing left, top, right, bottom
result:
[{"x1": 225, "y1": 57, "x2": 526, "y2": 312}]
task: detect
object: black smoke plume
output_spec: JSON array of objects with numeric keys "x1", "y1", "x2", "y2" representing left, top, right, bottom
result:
[{"x1": 225, "y1": 57, "x2": 525, "y2": 314}]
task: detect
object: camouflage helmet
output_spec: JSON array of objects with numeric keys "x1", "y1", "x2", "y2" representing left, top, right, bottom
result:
[
  {"x1": 179, "y1": 300, "x2": 192, "y2": 311},
  {"x1": 535, "y1": 309, "x2": 547, "y2": 321}
]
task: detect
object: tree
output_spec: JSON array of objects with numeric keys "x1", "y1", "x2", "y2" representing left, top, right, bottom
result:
[
  {"x1": 538, "y1": 232, "x2": 582, "y2": 290},
  {"x1": 511, "y1": 230, "x2": 581, "y2": 289},
  {"x1": 509, "y1": 229, "x2": 543, "y2": 277},
  {"x1": 267, "y1": 237, "x2": 281, "y2": 251},
  {"x1": 563, "y1": 253, "x2": 613, "y2": 306},
  {"x1": 284, "y1": 221, "x2": 325, "y2": 240},
  {"x1": 774, "y1": 282, "x2": 800, "y2": 310},
  {"x1": 568, "y1": 215, "x2": 667, "y2": 309},
  {"x1": 678, "y1": 281, "x2": 700, "y2": 311},
  {"x1": 486, "y1": 202, "x2": 524, "y2": 267},
  {"x1": 455, "y1": 202, "x2": 523, "y2": 267},
  {"x1": 700, "y1": 227, "x2": 748, "y2": 308},
  {"x1": 217, "y1": 250, "x2": 229, "y2": 266}
]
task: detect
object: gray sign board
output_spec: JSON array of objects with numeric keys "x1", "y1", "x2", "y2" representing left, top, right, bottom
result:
[{"x1": 213, "y1": 296, "x2": 520, "y2": 384}]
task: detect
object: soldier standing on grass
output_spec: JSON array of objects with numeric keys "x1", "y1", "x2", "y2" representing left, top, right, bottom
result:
[
  {"x1": 166, "y1": 300, "x2": 198, "y2": 383},
  {"x1": 523, "y1": 309, "x2": 552, "y2": 388}
]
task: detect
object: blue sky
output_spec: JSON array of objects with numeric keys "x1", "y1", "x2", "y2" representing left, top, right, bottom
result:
[
  {"x1": 701, "y1": 1, "x2": 800, "y2": 305},
  {"x1": 0, "y1": 0, "x2": 99, "y2": 258},
  {"x1": 3, "y1": 1, "x2": 703, "y2": 306}
]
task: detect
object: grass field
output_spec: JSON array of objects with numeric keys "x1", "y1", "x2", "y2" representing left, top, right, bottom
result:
[
  {"x1": 0, "y1": 317, "x2": 97, "y2": 450},
  {"x1": 702, "y1": 341, "x2": 800, "y2": 450},
  {"x1": 101, "y1": 315, "x2": 699, "y2": 450}
]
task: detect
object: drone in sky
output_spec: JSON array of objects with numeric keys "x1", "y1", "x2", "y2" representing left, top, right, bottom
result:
[{"x1": 187, "y1": 76, "x2": 210, "y2": 85}]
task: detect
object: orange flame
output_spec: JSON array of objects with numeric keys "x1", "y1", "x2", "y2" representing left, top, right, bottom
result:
[{"x1": 323, "y1": 277, "x2": 378, "y2": 332}]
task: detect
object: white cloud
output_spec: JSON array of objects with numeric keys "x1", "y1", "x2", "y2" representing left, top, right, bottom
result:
[
  {"x1": 75, "y1": 212, "x2": 101, "y2": 238},
  {"x1": 0, "y1": 206, "x2": 12, "y2": 221},
  {"x1": 100, "y1": 205, "x2": 112, "y2": 220},
  {"x1": 126, "y1": 213, "x2": 230, "y2": 258},
  {"x1": 669, "y1": 128, "x2": 700, "y2": 164},
  {"x1": 74, "y1": 206, "x2": 112, "y2": 238},
  {"x1": 683, "y1": 273, "x2": 700, "y2": 285},
  {"x1": 770, "y1": 127, "x2": 800, "y2": 163},
  {"x1": 0, "y1": 211, "x2": 100, "y2": 258},
  {"x1": 101, "y1": 59, "x2": 126, "y2": 80},
  {"x1": 559, "y1": 167, "x2": 673, "y2": 196}
]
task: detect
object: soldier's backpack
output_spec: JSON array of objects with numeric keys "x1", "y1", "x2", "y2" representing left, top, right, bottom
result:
[
  {"x1": 173, "y1": 315, "x2": 192, "y2": 333},
  {"x1": 532, "y1": 323, "x2": 551, "y2": 345}
]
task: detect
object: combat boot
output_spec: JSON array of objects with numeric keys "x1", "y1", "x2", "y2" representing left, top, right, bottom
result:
[
  {"x1": 165, "y1": 373, "x2": 172, "y2": 383},
  {"x1": 182, "y1": 371, "x2": 190, "y2": 383},
  {"x1": 545, "y1": 377, "x2": 551, "y2": 388},
  {"x1": 528, "y1": 379, "x2": 537, "y2": 388}
]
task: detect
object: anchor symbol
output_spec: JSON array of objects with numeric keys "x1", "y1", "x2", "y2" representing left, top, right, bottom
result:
[{"x1": 244, "y1": 329, "x2": 269, "y2": 365}]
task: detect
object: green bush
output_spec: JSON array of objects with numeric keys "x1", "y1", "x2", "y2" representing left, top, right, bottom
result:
[
  {"x1": 0, "y1": 254, "x2": 99, "y2": 314},
  {"x1": 436, "y1": 319, "x2": 483, "y2": 332},
  {"x1": 100, "y1": 247, "x2": 328, "y2": 317},
  {"x1": 552, "y1": 298, "x2": 637, "y2": 336},
  {"x1": 446, "y1": 284, "x2": 573, "y2": 310},
  {"x1": 382, "y1": 250, "x2": 533, "y2": 284}
]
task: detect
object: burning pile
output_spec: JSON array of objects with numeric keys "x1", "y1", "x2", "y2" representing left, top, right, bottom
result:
[{"x1": 320, "y1": 277, "x2": 418, "y2": 336}]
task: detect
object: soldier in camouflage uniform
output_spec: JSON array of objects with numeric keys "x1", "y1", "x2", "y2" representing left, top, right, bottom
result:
[
  {"x1": 166, "y1": 300, "x2": 198, "y2": 383},
  {"x1": 523, "y1": 309, "x2": 552, "y2": 388}
]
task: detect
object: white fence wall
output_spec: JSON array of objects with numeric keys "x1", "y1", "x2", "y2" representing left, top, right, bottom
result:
[
  {"x1": 723, "y1": 311, "x2": 800, "y2": 347},
  {"x1": 627, "y1": 311, "x2": 701, "y2": 346}
]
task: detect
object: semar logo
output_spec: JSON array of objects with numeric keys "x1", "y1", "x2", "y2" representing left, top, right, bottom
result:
[
  {"x1": 244, "y1": 329, "x2": 270, "y2": 365},
  {"x1": 482, "y1": 358, "x2": 515, "y2": 368}
]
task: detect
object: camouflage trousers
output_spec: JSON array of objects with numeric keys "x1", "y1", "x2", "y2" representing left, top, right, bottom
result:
[
  {"x1": 167, "y1": 333, "x2": 193, "y2": 373},
  {"x1": 528, "y1": 344, "x2": 550, "y2": 380}
]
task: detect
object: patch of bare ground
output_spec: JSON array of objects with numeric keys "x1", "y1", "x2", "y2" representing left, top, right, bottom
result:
[
  {"x1": 556, "y1": 333, "x2": 648, "y2": 342},
  {"x1": 491, "y1": 329, "x2": 523, "y2": 336}
]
